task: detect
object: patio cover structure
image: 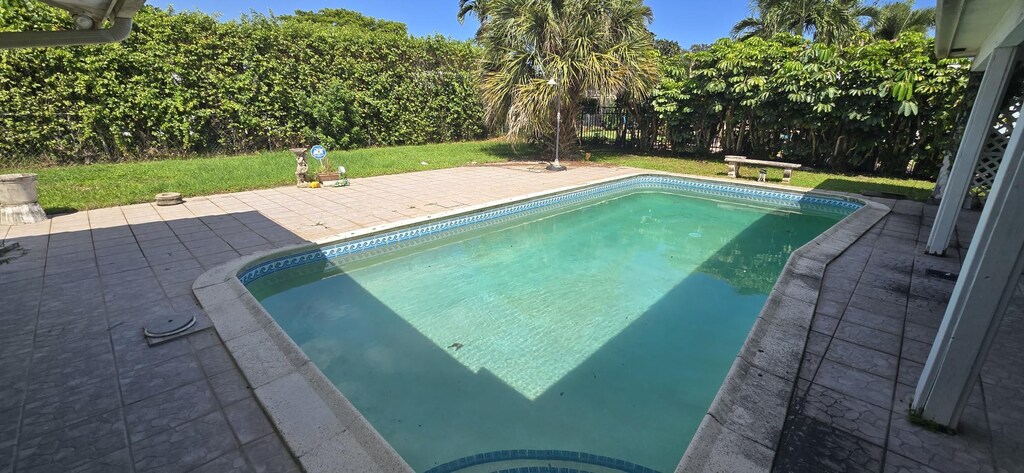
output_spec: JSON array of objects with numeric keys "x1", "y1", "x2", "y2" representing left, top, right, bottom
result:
[{"x1": 916, "y1": 0, "x2": 1024, "y2": 428}]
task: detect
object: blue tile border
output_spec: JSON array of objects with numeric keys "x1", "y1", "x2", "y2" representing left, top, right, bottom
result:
[
  {"x1": 423, "y1": 449, "x2": 657, "y2": 473},
  {"x1": 237, "y1": 175, "x2": 862, "y2": 285},
  {"x1": 493, "y1": 468, "x2": 592, "y2": 473}
]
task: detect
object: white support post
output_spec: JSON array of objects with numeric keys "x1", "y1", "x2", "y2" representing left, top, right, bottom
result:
[
  {"x1": 926, "y1": 46, "x2": 1019, "y2": 256},
  {"x1": 913, "y1": 100, "x2": 1024, "y2": 428}
]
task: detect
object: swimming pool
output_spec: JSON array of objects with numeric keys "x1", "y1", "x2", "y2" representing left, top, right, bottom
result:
[{"x1": 229, "y1": 175, "x2": 861, "y2": 472}]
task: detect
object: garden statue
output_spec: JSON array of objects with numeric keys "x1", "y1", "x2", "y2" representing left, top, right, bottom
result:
[{"x1": 291, "y1": 147, "x2": 309, "y2": 187}]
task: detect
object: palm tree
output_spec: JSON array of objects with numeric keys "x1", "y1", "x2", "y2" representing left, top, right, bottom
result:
[
  {"x1": 731, "y1": 16, "x2": 770, "y2": 40},
  {"x1": 456, "y1": 0, "x2": 489, "y2": 24},
  {"x1": 473, "y1": 0, "x2": 660, "y2": 154},
  {"x1": 867, "y1": 0, "x2": 935, "y2": 40},
  {"x1": 732, "y1": 0, "x2": 876, "y2": 45}
]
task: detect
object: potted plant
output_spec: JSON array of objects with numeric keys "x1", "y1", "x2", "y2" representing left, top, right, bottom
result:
[{"x1": 314, "y1": 155, "x2": 341, "y2": 183}]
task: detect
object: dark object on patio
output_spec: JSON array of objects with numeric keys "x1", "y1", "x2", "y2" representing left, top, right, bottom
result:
[
  {"x1": 925, "y1": 268, "x2": 959, "y2": 281},
  {"x1": 860, "y1": 190, "x2": 908, "y2": 200}
]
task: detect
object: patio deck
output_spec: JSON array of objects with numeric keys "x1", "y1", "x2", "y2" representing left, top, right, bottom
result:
[
  {"x1": 773, "y1": 198, "x2": 1023, "y2": 473},
  {"x1": 0, "y1": 164, "x2": 1018, "y2": 473},
  {"x1": 0, "y1": 164, "x2": 634, "y2": 473}
]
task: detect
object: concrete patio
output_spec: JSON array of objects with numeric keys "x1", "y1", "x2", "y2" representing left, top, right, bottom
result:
[
  {"x1": 773, "y1": 199, "x2": 1023, "y2": 473},
  {"x1": 0, "y1": 164, "x2": 1020, "y2": 473},
  {"x1": 0, "y1": 164, "x2": 635, "y2": 473}
]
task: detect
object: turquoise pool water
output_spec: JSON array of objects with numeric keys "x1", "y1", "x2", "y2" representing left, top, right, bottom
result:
[{"x1": 250, "y1": 186, "x2": 850, "y2": 472}]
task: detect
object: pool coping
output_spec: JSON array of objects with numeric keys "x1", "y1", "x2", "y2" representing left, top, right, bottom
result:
[{"x1": 191, "y1": 170, "x2": 889, "y2": 473}]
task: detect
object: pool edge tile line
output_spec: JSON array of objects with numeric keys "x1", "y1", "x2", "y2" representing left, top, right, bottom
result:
[
  {"x1": 192, "y1": 171, "x2": 882, "y2": 473},
  {"x1": 676, "y1": 199, "x2": 891, "y2": 473},
  {"x1": 237, "y1": 174, "x2": 862, "y2": 286},
  {"x1": 423, "y1": 450, "x2": 658, "y2": 473},
  {"x1": 193, "y1": 257, "x2": 413, "y2": 472}
]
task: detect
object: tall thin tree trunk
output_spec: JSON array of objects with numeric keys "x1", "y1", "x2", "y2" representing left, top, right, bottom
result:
[
  {"x1": 736, "y1": 113, "x2": 749, "y2": 154},
  {"x1": 811, "y1": 130, "x2": 818, "y2": 163},
  {"x1": 721, "y1": 107, "x2": 733, "y2": 152}
]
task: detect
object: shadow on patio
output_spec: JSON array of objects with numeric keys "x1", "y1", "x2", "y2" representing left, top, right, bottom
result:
[
  {"x1": 773, "y1": 201, "x2": 1024, "y2": 473},
  {"x1": 0, "y1": 209, "x2": 307, "y2": 473}
]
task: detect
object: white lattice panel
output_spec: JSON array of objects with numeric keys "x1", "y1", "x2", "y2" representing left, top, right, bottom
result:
[
  {"x1": 974, "y1": 131, "x2": 1007, "y2": 188},
  {"x1": 973, "y1": 83, "x2": 1024, "y2": 190}
]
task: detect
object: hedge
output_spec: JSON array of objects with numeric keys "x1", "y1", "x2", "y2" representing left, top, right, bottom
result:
[
  {"x1": 0, "y1": 5, "x2": 487, "y2": 166},
  {"x1": 653, "y1": 34, "x2": 976, "y2": 177}
]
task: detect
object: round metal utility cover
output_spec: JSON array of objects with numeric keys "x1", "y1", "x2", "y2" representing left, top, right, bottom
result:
[
  {"x1": 155, "y1": 192, "x2": 183, "y2": 206},
  {"x1": 144, "y1": 313, "x2": 196, "y2": 338}
]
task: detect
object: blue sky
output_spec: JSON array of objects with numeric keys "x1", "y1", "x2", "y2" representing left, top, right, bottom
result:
[{"x1": 147, "y1": 0, "x2": 936, "y2": 48}]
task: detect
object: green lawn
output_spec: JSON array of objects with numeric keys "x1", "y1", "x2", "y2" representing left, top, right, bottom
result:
[
  {"x1": 588, "y1": 149, "x2": 935, "y2": 201},
  {"x1": 7, "y1": 141, "x2": 522, "y2": 212},
  {"x1": 4, "y1": 140, "x2": 934, "y2": 212}
]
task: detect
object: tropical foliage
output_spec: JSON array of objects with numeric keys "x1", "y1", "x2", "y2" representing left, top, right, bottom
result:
[
  {"x1": 867, "y1": 0, "x2": 935, "y2": 40},
  {"x1": 732, "y1": 0, "x2": 877, "y2": 44},
  {"x1": 470, "y1": 0, "x2": 660, "y2": 153},
  {"x1": 1, "y1": 0, "x2": 961, "y2": 181},
  {"x1": 456, "y1": 0, "x2": 490, "y2": 24},
  {"x1": 732, "y1": 0, "x2": 935, "y2": 44},
  {"x1": 0, "y1": 4, "x2": 486, "y2": 166},
  {"x1": 653, "y1": 33, "x2": 972, "y2": 176}
]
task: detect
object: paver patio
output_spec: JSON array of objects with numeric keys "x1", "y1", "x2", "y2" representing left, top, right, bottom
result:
[
  {"x1": 0, "y1": 164, "x2": 1019, "y2": 473},
  {"x1": 773, "y1": 199, "x2": 1024, "y2": 473},
  {"x1": 0, "y1": 164, "x2": 635, "y2": 473}
]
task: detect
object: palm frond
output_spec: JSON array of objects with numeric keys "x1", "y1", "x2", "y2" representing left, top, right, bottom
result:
[{"x1": 476, "y1": 0, "x2": 659, "y2": 146}]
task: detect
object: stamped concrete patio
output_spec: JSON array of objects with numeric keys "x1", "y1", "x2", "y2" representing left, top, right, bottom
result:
[
  {"x1": 773, "y1": 199, "x2": 1024, "y2": 473},
  {"x1": 0, "y1": 163, "x2": 1019, "y2": 473}
]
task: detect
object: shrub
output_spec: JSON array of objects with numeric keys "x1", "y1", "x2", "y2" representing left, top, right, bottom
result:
[
  {"x1": 0, "y1": 4, "x2": 487, "y2": 166},
  {"x1": 653, "y1": 33, "x2": 973, "y2": 177}
]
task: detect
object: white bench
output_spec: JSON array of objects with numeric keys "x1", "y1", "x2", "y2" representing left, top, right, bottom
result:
[{"x1": 724, "y1": 155, "x2": 802, "y2": 183}]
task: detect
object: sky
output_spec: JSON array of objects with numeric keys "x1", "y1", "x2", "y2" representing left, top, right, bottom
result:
[{"x1": 147, "y1": 0, "x2": 936, "y2": 49}]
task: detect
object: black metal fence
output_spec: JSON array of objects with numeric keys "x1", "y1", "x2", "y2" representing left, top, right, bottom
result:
[{"x1": 577, "y1": 107, "x2": 670, "y2": 150}]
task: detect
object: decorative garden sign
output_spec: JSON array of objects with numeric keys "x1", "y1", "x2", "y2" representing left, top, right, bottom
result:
[{"x1": 310, "y1": 145, "x2": 328, "y2": 161}]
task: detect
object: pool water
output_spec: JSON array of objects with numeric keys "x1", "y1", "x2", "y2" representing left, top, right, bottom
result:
[{"x1": 252, "y1": 189, "x2": 848, "y2": 472}]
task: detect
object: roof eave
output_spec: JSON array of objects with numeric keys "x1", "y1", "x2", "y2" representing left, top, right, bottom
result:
[{"x1": 935, "y1": 0, "x2": 967, "y2": 58}]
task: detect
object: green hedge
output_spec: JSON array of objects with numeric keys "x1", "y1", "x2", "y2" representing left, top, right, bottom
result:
[
  {"x1": 654, "y1": 34, "x2": 975, "y2": 177},
  {"x1": 0, "y1": 5, "x2": 486, "y2": 166}
]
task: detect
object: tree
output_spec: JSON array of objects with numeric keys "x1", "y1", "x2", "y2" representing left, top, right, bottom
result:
[
  {"x1": 867, "y1": 0, "x2": 935, "y2": 40},
  {"x1": 655, "y1": 38, "x2": 683, "y2": 58},
  {"x1": 653, "y1": 33, "x2": 971, "y2": 176},
  {"x1": 456, "y1": 0, "x2": 490, "y2": 24},
  {"x1": 732, "y1": 0, "x2": 876, "y2": 45},
  {"x1": 471, "y1": 0, "x2": 660, "y2": 155},
  {"x1": 283, "y1": 8, "x2": 408, "y2": 35}
]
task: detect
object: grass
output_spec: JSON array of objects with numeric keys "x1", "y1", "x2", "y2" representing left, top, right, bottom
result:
[
  {"x1": 3, "y1": 140, "x2": 935, "y2": 212},
  {"x1": 6, "y1": 140, "x2": 526, "y2": 212},
  {"x1": 587, "y1": 149, "x2": 935, "y2": 201}
]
